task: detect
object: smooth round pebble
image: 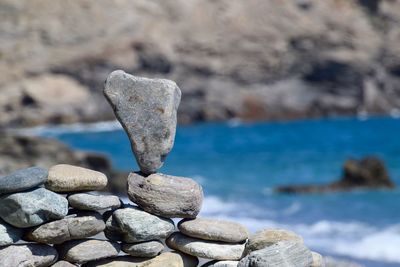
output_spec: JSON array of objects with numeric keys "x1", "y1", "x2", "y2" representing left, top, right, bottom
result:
[
  {"x1": 68, "y1": 193, "x2": 121, "y2": 211},
  {"x1": 0, "y1": 244, "x2": 58, "y2": 267},
  {"x1": 122, "y1": 240, "x2": 164, "y2": 257},
  {"x1": 26, "y1": 212, "x2": 105, "y2": 244},
  {"x1": 0, "y1": 219, "x2": 23, "y2": 246},
  {"x1": 57, "y1": 239, "x2": 120, "y2": 264},
  {"x1": 167, "y1": 232, "x2": 245, "y2": 260},
  {"x1": 179, "y1": 218, "x2": 249, "y2": 243},
  {"x1": 238, "y1": 241, "x2": 312, "y2": 267},
  {"x1": 245, "y1": 228, "x2": 303, "y2": 254},
  {"x1": 0, "y1": 166, "x2": 48, "y2": 194},
  {"x1": 128, "y1": 172, "x2": 203, "y2": 218},
  {"x1": 0, "y1": 187, "x2": 68, "y2": 228},
  {"x1": 113, "y1": 207, "x2": 175, "y2": 242},
  {"x1": 46, "y1": 164, "x2": 108, "y2": 192}
]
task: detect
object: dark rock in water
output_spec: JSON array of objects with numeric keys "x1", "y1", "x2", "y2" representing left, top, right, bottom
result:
[
  {"x1": 0, "y1": 166, "x2": 48, "y2": 194},
  {"x1": 0, "y1": 244, "x2": 58, "y2": 267},
  {"x1": 128, "y1": 172, "x2": 203, "y2": 218},
  {"x1": 276, "y1": 156, "x2": 395, "y2": 194},
  {"x1": 104, "y1": 70, "x2": 181, "y2": 174},
  {"x1": 0, "y1": 187, "x2": 68, "y2": 228}
]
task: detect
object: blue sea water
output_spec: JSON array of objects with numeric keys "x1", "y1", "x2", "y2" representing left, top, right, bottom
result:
[{"x1": 30, "y1": 116, "x2": 400, "y2": 266}]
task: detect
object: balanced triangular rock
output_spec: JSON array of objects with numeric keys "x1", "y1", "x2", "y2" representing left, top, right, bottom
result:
[{"x1": 104, "y1": 70, "x2": 181, "y2": 174}]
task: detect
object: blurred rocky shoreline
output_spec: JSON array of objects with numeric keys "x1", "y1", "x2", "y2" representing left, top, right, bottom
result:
[{"x1": 1, "y1": 0, "x2": 400, "y2": 127}]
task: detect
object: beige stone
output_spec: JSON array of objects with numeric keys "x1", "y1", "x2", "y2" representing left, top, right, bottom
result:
[{"x1": 46, "y1": 164, "x2": 108, "y2": 192}]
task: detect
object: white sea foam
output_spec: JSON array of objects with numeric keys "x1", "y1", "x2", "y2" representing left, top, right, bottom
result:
[
  {"x1": 199, "y1": 195, "x2": 400, "y2": 264},
  {"x1": 10, "y1": 120, "x2": 122, "y2": 137}
]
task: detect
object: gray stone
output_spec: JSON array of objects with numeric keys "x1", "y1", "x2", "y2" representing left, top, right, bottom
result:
[
  {"x1": 238, "y1": 241, "x2": 313, "y2": 267},
  {"x1": 26, "y1": 212, "x2": 105, "y2": 244},
  {"x1": 52, "y1": 261, "x2": 77, "y2": 267},
  {"x1": 57, "y1": 239, "x2": 120, "y2": 264},
  {"x1": 0, "y1": 166, "x2": 48, "y2": 194},
  {"x1": 46, "y1": 164, "x2": 108, "y2": 192},
  {"x1": 122, "y1": 240, "x2": 164, "y2": 258},
  {"x1": 113, "y1": 207, "x2": 175, "y2": 242},
  {"x1": 166, "y1": 232, "x2": 245, "y2": 261},
  {"x1": 202, "y1": 261, "x2": 239, "y2": 267},
  {"x1": 128, "y1": 172, "x2": 203, "y2": 218},
  {"x1": 179, "y1": 218, "x2": 249, "y2": 243},
  {"x1": 104, "y1": 212, "x2": 126, "y2": 242},
  {"x1": 245, "y1": 228, "x2": 303, "y2": 254},
  {"x1": 311, "y1": 252, "x2": 326, "y2": 267},
  {"x1": 104, "y1": 70, "x2": 181, "y2": 174},
  {"x1": 68, "y1": 193, "x2": 121, "y2": 211},
  {"x1": 0, "y1": 244, "x2": 58, "y2": 267},
  {"x1": 0, "y1": 187, "x2": 68, "y2": 228},
  {"x1": 83, "y1": 252, "x2": 198, "y2": 267},
  {"x1": 0, "y1": 218, "x2": 23, "y2": 246}
]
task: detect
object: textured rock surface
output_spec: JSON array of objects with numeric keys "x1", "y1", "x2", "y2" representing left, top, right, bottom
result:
[
  {"x1": 83, "y1": 252, "x2": 198, "y2": 267},
  {"x1": 68, "y1": 193, "x2": 121, "y2": 211},
  {"x1": 167, "y1": 232, "x2": 245, "y2": 260},
  {"x1": 179, "y1": 218, "x2": 249, "y2": 243},
  {"x1": 26, "y1": 212, "x2": 105, "y2": 244},
  {"x1": 104, "y1": 70, "x2": 181, "y2": 174},
  {"x1": 128, "y1": 172, "x2": 203, "y2": 218},
  {"x1": 245, "y1": 228, "x2": 303, "y2": 254},
  {"x1": 0, "y1": 166, "x2": 48, "y2": 194},
  {"x1": 57, "y1": 239, "x2": 120, "y2": 264},
  {"x1": 238, "y1": 241, "x2": 313, "y2": 267},
  {"x1": 122, "y1": 240, "x2": 164, "y2": 258},
  {"x1": 202, "y1": 261, "x2": 239, "y2": 267},
  {"x1": 311, "y1": 251, "x2": 325, "y2": 267},
  {"x1": 112, "y1": 207, "x2": 175, "y2": 242},
  {"x1": 46, "y1": 164, "x2": 108, "y2": 192},
  {"x1": 0, "y1": 244, "x2": 58, "y2": 267},
  {"x1": 0, "y1": 187, "x2": 68, "y2": 228},
  {"x1": 52, "y1": 261, "x2": 77, "y2": 267},
  {"x1": 0, "y1": 74, "x2": 101, "y2": 127},
  {"x1": 0, "y1": 218, "x2": 23, "y2": 246},
  {"x1": 2, "y1": 1, "x2": 400, "y2": 127}
]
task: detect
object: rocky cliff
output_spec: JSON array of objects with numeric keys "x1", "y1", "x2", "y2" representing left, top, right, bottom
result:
[{"x1": 1, "y1": 0, "x2": 400, "y2": 127}]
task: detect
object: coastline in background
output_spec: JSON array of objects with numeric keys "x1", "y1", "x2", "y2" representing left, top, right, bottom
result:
[{"x1": 18, "y1": 116, "x2": 400, "y2": 267}]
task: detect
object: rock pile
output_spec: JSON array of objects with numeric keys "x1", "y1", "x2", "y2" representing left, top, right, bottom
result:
[{"x1": 0, "y1": 71, "x2": 326, "y2": 266}]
